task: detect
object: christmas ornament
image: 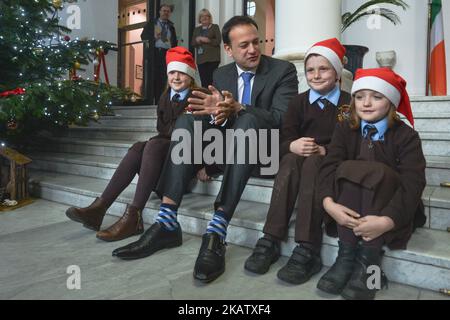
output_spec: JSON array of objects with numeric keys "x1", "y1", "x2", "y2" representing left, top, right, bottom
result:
[
  {"x1": 130, "y1": 95, "x2": 137, "y2": 103},
  {"x1": 33, "y1": 48, "x2": 44, "y2": 55},
  {"x1": 91, "y1": 112, "x2": 99, "y2": 121},
  {"x1": 64, "y1": 35, "x2": 71, "y2": 41},
  {"x1": 52, "y1": 0, "x2": 63, "y2": 9},
  {"x1": 7, "y1": 120, "x2": 18, "y2": 131},
  {"x1": 0, "y1": 88, "x2": 25, "y2": 98},
  {"x1": 74, "y1": 61, "x2": 81, "y2": 69},
  {"x1": 93, "y1": 49, "x2": 110, "y2": 85}
]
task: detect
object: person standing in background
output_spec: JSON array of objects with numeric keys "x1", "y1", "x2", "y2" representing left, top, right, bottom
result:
[
  {"x1": 141, "y1": 4, "x2": 178, "y2": 103},
  {"x1": 191, "y1": 9, "x2": 222, "y2": 87}
]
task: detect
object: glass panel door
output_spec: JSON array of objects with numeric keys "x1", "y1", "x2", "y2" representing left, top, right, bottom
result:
[
  {"x1": 162, "y1": 0, "x2": 193, "y2": 50},
  {"x1": 118, "y1": 0, "x2": 149, "y2": 103}
]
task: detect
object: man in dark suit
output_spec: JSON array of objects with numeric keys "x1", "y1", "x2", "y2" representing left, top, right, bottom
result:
[
  {"x1": 113, "y1": 16, "x2": 299, "y2": 283},
  {"x1": 141, "y1": 4, "x2": 178, "y2": 103}
]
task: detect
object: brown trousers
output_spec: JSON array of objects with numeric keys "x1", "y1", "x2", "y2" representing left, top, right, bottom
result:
[
  {"x1": 263, "y1": 153, "x2": 325, "y2": 247},
  {"x1": 101, "y1": 138, "x2": 170, "y2": 209},
  {"x1": 334, "y1": 160, "x2": 401, "y2": 248}
]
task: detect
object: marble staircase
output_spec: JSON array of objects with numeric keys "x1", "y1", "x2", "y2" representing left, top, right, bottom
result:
[{"x1": 27, "y1": 96, "x2": 450, "y2": 292}]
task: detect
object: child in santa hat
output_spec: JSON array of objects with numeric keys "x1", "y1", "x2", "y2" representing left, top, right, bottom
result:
[
  {"x1": 245, "y1": 38, "x2": 352, "y2": 285},
  {"x1": 317, "y1": 68, "x2": 426, "y2": 300},
  {"x1": 66, "y1": 47, "x2": 204, "y2": 243}
]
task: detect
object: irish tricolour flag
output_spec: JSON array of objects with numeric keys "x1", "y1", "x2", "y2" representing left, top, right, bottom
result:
[{"x1": 429, "y1": 0, "x2": 447, "y2": 96}]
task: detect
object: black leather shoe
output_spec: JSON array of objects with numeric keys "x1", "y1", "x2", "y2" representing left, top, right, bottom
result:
[
  {"x1": 193, "y1": 233, "x2": 226, "y2": 283},
  {"x1": 112, "y1": 222, "x2": 182, "y2": 260},
  {"x1": 244, "y1": 237, "x2": 280, "y2": 274},
  {"x1": 341, "y1": 246, "x2": 388, "y2": 300},
  {"x1": 277, "y1": 245, "x2": 322, "y2": 285},
  {"x1": 317, "y1": 241, "x2": 357, "y2": 295}
]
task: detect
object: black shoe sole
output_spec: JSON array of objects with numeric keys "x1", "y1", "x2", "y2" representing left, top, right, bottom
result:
[
  {"x1": 316, "y1": 278, "x2": 346, "y2": 295},
  {"x1": 65, "y1": 209, "x2": 100, "y2": 231},
  {"x1": 341, "y1": 287, "x2": 376, "y2": 300},
  {"x1": 244, "y1": 254, "x2": 280, "y2": 275},
  {"x1": 96, "y1": 228, "x2": 145, "y2": 242},
  {"x1": 113, "y1": 239, "x2": 182, "y2": 260},
  {"x1": 277, "y1": 263, "x2": 322, "y2": 285},
  {"x1": 193, "y1": 266, "x2": 225, "y2": 283}
]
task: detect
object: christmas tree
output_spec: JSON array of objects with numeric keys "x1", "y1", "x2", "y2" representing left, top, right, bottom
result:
[{"x1": 0, "y1": 0, "x2": 133, "y2": 145}]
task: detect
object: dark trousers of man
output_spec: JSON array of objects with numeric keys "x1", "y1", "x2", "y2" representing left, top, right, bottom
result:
[
  {"x1": 156, "y1": 113, "x2": 263, "y2": 221},
  {"x1": 153, "y1": 48, "x2": 168, "y2": 103},
  {"x1": 334, "y1": 160, "x2": 400, "y2": 249},
  {"x1": 198, "y1": 61, "x2": 220, "y2": 88},
  {"x1": 101, "y1": 138, "x2": 170, "y2": 209},
  {"x1": 262, "y1": 153, "x2": 325, "y2": 250}
]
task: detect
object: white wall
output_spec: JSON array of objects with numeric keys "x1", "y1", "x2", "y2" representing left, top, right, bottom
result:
[
  {"x1": 342, "y1": 0, "x2": 450, "y2": 96},
  {"x1": 58, "y1": 0, "x2": 118, "y2": 86}
]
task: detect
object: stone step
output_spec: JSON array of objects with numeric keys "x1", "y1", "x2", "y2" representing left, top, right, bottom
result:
[
  {"x1": 420, "y1": 132, "x2": 450, "y2": 157},
  {"x1": 65, "y1": 126, "x2": 158, "y2": 141},
  {"x1": 110, "y1": 105, "x2": 157, "y2": 117},
  {"x1": 402, "y1": 112, "x2": 450, "y2": 133},
  {"x1": 39, "y1": 141, "x2": 450, "y2": 187},
  {"x1": 410, "y1": 96, "x2": 450, "y2": 113},
  {"x1": 28, "y1": 151, "x2": 450, "y2": 231},
  {"x1": 426, "y1": 156, "x2": 450, "y2": 186},
  {"x1": 27, "y1": 170, "x2": 450, "y2": 292},
  {"x1": 44, "y1": 138, "x2": 134, "y2": 158},
  {"x1": 89, "y1": 116, "x2": 157, "y2": 128}
]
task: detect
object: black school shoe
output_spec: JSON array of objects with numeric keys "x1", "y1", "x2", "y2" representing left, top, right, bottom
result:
[
  {"x1": 193, "y1": 233, "x2": 227, "y2": 283},
  {"x1": 317, "y1": 241, "x2": 357, "y2": 295},
  {"x1": 244, "y1": 237, "x2": 281, "y2": 274},
  {"x1": 277, "y1": 245, "x2": 322, "y2": 285},
  {"x1": 341, "y1": 246, "x2": 388, "y2": 300}
]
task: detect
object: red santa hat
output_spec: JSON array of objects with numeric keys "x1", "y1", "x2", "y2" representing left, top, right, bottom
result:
[
  {"x1": 166, "y1": 46, "x2": 197, "y2": 79},
  {"x1": 351, "y1": 68, "x2": 414, "y2": 127},
  {"x1": 305, "y1": 38, "x2": 346, "y2": 79}
]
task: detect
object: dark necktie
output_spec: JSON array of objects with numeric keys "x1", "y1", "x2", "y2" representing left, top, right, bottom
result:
[
  {"x1": 160, "y1": 21, "x2": 168, "y2": 43},
  {"x1": 364, "y1": 125, "x2": 378, "y2": 149},
  {"x1": 172, "y1": 93, "x2": 180, "y2": 103},
  {"x1": 319, "y1": 98, "x2": 332, "y2": 109},
  {"x1": 241, "y1": 72, "x2": 254, "y2": 105}
]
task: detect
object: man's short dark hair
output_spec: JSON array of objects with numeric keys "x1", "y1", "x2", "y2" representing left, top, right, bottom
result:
[
  {"x1": 222, "y1": 16, "x2": 259, "y2": 46},
  {"x1": 159, "y1": 4, "x2": 174, "y2": 12}
]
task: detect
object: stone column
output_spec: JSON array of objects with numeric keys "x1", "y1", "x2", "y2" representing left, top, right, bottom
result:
[{"x1": 273, "y1": 0, "x2": 352, "y2": 92}]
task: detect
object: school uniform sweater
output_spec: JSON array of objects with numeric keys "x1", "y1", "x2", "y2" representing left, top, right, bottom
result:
[
  {"x1": 319, "y1": 120, "x2": 427, "y2": 249},
  {"x1": 280, "y1": 90, "x2": 352, "y2": 158}
]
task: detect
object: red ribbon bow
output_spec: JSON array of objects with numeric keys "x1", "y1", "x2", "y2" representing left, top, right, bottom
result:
[{"x1": 0, "y1": 88, "x2": 26, "y2": 98}]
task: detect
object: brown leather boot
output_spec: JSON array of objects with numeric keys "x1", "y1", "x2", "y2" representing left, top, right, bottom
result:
[
  {"x1": 96, "y1": 205, "x2": 144, "y2": 242},
  {"x1": 66, "y1": 198, "x2": 108, "y2": 231}
]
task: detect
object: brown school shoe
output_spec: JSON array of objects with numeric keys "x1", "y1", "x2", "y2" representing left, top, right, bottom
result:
[
  {"x1": 65, "y1": 197, "x2": 108, "y2": 231},
  {"x1": 96, "y1": 205, "x2": 144, "y2": 242}
]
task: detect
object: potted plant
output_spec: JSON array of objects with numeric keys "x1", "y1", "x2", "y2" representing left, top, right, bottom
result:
[{"x1": 342, "y1": 0, "x2": 409, "y2": 76}]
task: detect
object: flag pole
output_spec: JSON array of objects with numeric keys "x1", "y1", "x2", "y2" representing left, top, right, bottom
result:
[{"x1": 426, "y1": 0, "x2": 432, "y2": 96}]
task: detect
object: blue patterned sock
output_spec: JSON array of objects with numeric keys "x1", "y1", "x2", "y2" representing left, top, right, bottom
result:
[
  {"x1": 206, "y1": 211, "x2": 229, "y2": 240},
  {"x1": 156, "y1": 204, "x2": 179, "y2": 231}
]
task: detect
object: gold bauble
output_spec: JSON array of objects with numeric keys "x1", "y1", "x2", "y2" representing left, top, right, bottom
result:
[
  {"x1": 91, "y1": 112, "x2": 99, "y2": 121},
  {"x1": 130, "y1": 95, "x2": 137, "y2": 103},
  {"x1": 52, "y1": 0, "x2": 63, "y2": 9},
  {"x1": 74, "y1": 61, "x2": 81, "y2": 69}
]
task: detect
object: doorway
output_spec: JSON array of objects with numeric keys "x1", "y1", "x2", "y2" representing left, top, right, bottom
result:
[{"x1": 118, "y1": 0, "x2": 196, "y2": 104}]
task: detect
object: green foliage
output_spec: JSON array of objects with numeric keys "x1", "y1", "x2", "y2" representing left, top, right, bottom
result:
[
  {"x1": 0, "y1": 0, "x2": 133, "y2": 144},
  {"x1": 342, "y1": 0, "x2": 409, "y2": 33}
]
